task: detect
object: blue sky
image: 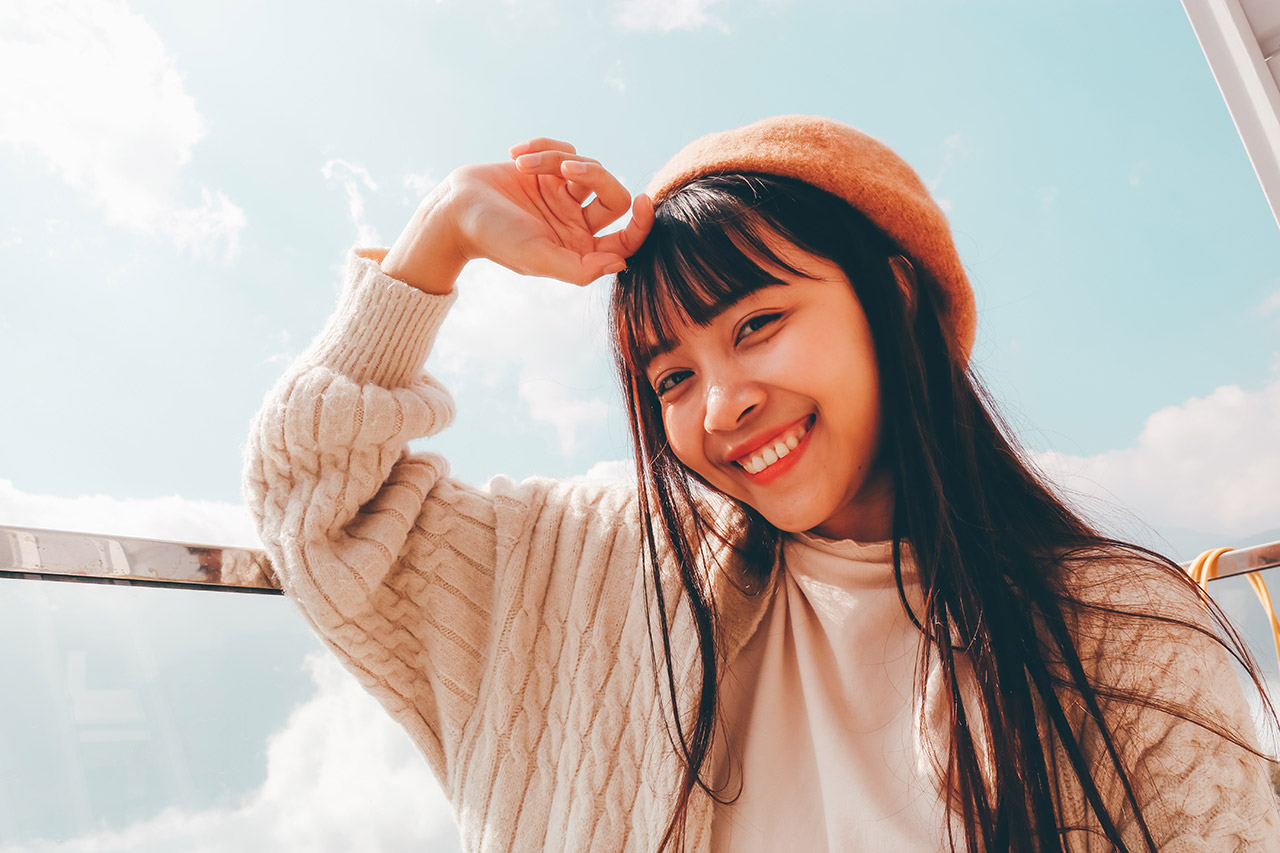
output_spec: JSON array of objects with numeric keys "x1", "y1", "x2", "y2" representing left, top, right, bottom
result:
[
  {"x1": 1, "y1": 0, "x2": 1278, "y2": 848},
  {"x1": 1, "y1": 0, "x2": 1277, "y2": 548}
]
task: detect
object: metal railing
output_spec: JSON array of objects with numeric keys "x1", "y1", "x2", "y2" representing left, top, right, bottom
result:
[
  {"x1": 0, "y1": 524, "x2": 279, "y2": 593},
  {"x1": 1, "y1": 523, "x2": 1277, "y2": 593}
]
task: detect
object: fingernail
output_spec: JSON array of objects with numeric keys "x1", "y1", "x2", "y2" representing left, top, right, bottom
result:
[
  {"x1": 516, "y1": 153, "x2": 542, "y2": 168},
  {"x1": 562, "y1": 161, "x2": 588, "y2": 177},
  {"x1": 604, "y1": 261, "x2": 626, "y2": 275}
]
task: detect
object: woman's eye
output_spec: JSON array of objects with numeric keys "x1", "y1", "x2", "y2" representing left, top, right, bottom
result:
[
  {"x1": 655, "y1": 371, "x2": 691, "y2": 398},
  {"x1": 736, "y1": 313, "x2": 781, "y2": 343}
]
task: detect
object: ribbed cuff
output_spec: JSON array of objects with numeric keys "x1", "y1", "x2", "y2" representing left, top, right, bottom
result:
[{"x1": 305, "y1": 249, "x2": 458, "y2": 387}]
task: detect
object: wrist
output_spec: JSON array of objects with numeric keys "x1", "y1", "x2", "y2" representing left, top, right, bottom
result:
[{"x1": 381, "y1": 179, "x2": 468, "y2": 294}]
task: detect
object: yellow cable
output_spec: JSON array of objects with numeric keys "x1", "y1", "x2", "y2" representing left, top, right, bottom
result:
[
  {"x1": 1188, "y1": 547, "x2": 1233, "y2": 591},
  {"x1": 1189, "y1": 547, "x2": 1280, "y2": 674}
]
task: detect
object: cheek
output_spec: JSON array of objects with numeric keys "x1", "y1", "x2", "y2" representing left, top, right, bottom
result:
[
  {"x1": 808, "y1": 341, "x2": 882, "y2": 440},
  {"x1": 836, "y1": 365, "x2": 884, "y2": 462},
  {"x1": 660, "y1": 406, "x2": 706, "y2": 472}
]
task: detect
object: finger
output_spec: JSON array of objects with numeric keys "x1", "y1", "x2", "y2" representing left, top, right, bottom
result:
[
  {"x1": 525, "y1": 241, "x2": 625, "y2": 287},
  {"x1": 558, "y1": 160, "x2": 632, "y2": 234},
  {"x1": 537, "y1": 173, "x2": 594, "y2": 235},
  {"x1": 595, "y1": 193, "x2": 654, "y2": 258},
  {"x1": 510, "y1": 137, "x2": 578, "y2": 158},
  {"x1": 582, "y1": 251, "x2": 629, "y2": 281},
  {"x1": 514, "y1": 151, "x2": 601, "y2": 174},
  {"x1": 565, "y1": 180, "x2": 594, "y2": 205}
]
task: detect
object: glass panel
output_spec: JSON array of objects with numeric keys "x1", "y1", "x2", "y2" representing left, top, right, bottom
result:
[
  {"x1": 4, "y1": 561, "x2": 1278, "y2": 849},
  {"x1": 0, "y1": 578, "x2": 462, "y2": 851}
]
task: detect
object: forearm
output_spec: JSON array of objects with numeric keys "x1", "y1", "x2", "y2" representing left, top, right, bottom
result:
[{"x1": 243, "y1": 251, "x2": 458, "y2": 617}]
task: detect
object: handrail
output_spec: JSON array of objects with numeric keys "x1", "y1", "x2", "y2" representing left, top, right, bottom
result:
[
  {"x1": 0, "y1": 524, "x2": 281, "y2": 593},
  {"x1": 1180, "y1": 540, "x2": 1280, "y2": 580},
  {"x1": 2, "y1": 523, "x2": 1277, "y2": 594}
]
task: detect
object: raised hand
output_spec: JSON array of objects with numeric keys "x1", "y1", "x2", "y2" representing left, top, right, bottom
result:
[{"x1": 381, "y1": 139, "x2": 654, "y2": 294}]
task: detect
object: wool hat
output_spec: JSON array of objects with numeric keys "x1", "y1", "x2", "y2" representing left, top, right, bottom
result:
[{"x1": 645, "y1": 115, "x2": 977, "y2": 362}]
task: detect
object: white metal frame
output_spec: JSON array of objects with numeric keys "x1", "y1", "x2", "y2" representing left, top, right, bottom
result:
[{"x1": 1183, "y1": 0, "x2": 1280, "y2": 229}]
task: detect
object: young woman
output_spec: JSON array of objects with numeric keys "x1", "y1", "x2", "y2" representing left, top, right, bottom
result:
[{"x1": 244, "y1": 115, "x2": 1280, "y2": 851}]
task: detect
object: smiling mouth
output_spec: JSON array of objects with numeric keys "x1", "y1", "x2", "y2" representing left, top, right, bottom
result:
[{"x1": 735, "y1": 417, "x2": 814, "y2": 475}]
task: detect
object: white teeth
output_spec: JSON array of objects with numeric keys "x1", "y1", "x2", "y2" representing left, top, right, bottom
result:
[{"x1": 737, "y1": 419, "x2": 812, "y2": 475}]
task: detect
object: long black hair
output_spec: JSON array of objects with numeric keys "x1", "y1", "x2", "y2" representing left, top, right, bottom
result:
[{"x1": 608, "y1": 173, "x2": 1273, "y2": 851}]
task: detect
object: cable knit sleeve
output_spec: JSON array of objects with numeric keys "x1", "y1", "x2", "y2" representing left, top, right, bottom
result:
[
  {"x1": 240, "y1": 249, "x2": 639, "y2": 800},
  {"x1": 1060, "y1": 559, "x2": 1280, "y2": 851}
]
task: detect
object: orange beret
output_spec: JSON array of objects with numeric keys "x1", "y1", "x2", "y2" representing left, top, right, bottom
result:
[{"x1": 646, "y1": 115, "x2": 977, "y2": 362}]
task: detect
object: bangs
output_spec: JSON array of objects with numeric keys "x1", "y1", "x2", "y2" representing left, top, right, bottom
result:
[{"x1": 613, "y1": 177, "x2": 821, "y2": 373}]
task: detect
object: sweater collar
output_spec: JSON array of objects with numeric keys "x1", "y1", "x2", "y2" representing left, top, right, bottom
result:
[{"x1": 711, "y1": 530, "x2": 922, "y2": 667}]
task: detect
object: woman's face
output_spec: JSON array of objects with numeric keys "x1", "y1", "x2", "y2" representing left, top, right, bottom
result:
[{"x1": 643, "y1": 240, "x2": 895, "y2": 542}]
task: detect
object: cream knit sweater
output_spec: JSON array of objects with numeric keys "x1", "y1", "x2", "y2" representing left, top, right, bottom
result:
[{"x1": 244, "y1": 251, "x2": 1280, "y2": 851}]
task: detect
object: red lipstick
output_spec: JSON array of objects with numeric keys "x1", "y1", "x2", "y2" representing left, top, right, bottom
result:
[
  {"x1": 732, "y1": 416, "x2": 814, "y2": 486},
  {"x1": 726, "y1": 415, "x2": 812, "y2": 464}
]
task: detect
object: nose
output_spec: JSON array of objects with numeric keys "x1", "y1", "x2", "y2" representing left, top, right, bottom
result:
[{"x1": 703, "y1": 372, "x2": 764, "y2": 433}]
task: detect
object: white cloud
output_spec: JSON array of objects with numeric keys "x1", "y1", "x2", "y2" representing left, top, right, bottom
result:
[
  {"x1": 1258, "y1": 289, "x2": 1280, "y2": 318},
  {"x1": 432, "y1": 260, "x2": 615, "y2": 455},
  {"x1": 322, "y1": 159, "x2": 382, "y2": 247},
  {"x1": 169, "y1": 187, "x2": 246, "y2": 259},
  {"x1": 1129, "y1": 161, "x2": 1146, "y2": 188},
  {"x1": 259, "y1": 328, "x2": 295, "y2": 368},
  {"x1": 0, "y1": 0, "x2": 245, "y2": 262},
  {"x1": 941, "y1": 132, "x2": 967, "y2": 159},
  {"x1": 926, "y1": 132, "x2": 966, "y2": 214},
  {"x1": 0, "y1": 652, "x2": 460, "y2": 853},
  {"x1": 0, "y1": 478, "x2": 260, "y2": 548},
  {"x1": 1033, "y1": 377, "x2": 1280, "y2": 539},
  {"x1": 603, "y1": 58, "x2": 626, "y2": 92},
  {"x1": 402, "y1": 168, "x2": 438, "y2": 205},
  {"x1": 572, "y1": 458, "x2": 632, "y2": 483},
  {"x1": 615, "y1": 0, "x2": 729, "y2": 33},
  {"x1": 522, "y1": 381, "x2": 611, "y2": 456}
]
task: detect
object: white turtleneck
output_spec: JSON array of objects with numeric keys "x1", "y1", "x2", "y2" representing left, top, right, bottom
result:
[{"x1": 710, "y1": 533, "x2": 948, "y2": 852}]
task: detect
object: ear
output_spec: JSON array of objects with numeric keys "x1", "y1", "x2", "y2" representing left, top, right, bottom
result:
[{"x1": 888, "y1": 254, "x2": 918, "y2": 324}]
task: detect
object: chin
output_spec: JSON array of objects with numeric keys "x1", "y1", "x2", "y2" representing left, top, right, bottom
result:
[{"x1": 754, "y1": 507, "x2": 827, "y2": 535}]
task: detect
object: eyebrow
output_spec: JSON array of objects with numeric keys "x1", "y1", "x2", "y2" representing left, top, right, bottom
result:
[
  {"x1": 638, "y1": 280, "x2": 792, "y2": 372},
  {"x1": 639, "y1": 337, "x2": 679, "y2": 370}
]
